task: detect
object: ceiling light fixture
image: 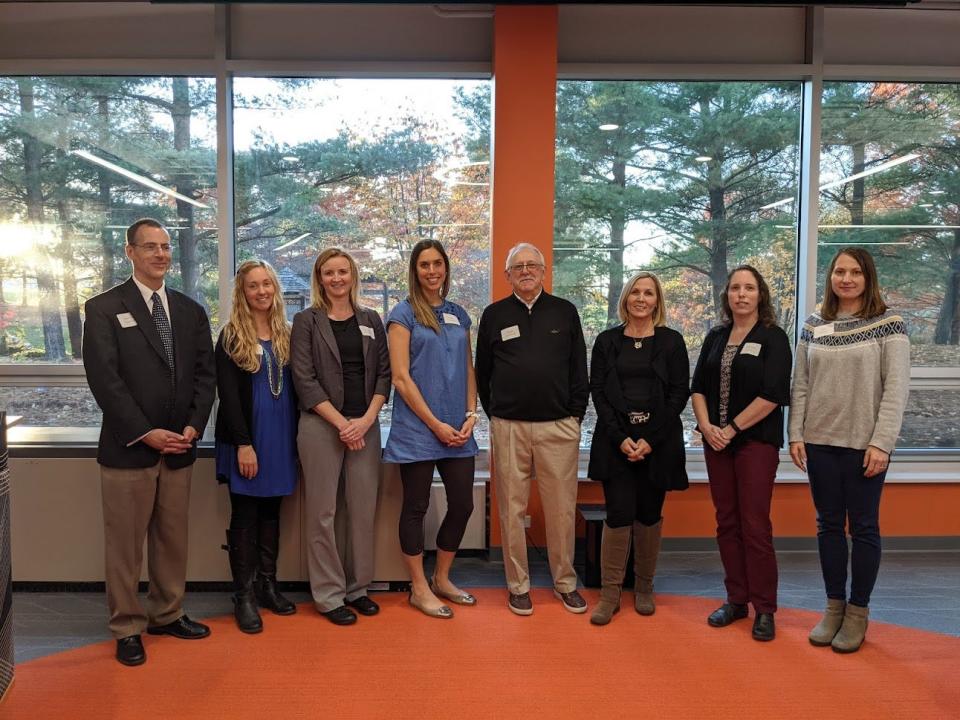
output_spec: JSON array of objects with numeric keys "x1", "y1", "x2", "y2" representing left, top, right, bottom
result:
[
  {"x1": 273, "y1": 232, "x2": 311, "y2": 251},
  {"x1": 71, "y1": 150, "x2": 209, "y2": 209},
  {"x1": 599, "y1": 124, "x2": 619, "y2": 131},
  {"x1": 760, "y1": 153, "x2": 920, "y2": 211},
  {"x1": 695, "y1": 156, "x2": 712, "y2": 162}
]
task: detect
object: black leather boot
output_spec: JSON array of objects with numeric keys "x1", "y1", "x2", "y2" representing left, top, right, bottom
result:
[
  {"x1": 255, "y1": 518, "x2": 297, "y2": 615},
  {"x1": 224, "y1": 528, "x2": 263, "y2": 634}
]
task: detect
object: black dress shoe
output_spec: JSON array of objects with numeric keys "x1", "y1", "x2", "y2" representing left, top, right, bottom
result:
[
  {"x1": 346, "y1": 595, "x2": 380, "y2": 616},
  {"x1": 116, "y1": 635, "x2": 146, "y2": 666},
  {"x1": 752, "y1": 612, "x2": 776, "y2": 641},
  {"x1": 146, "y1": 615, "x2": 211, "y2": 639},
  {"x1": 321, "y1": 605, "x2": 358, "y2": 626},
  {"x1": 707, "y1": 602, "x2": 749, "y2": 627}
]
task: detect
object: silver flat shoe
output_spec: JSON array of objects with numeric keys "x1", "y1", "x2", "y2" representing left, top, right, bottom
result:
[
  {"x1": 408, "y1": 591, "x2": 454, "y2": 619},
  {"x1": 430, "y1": 576, "x2": 477, "y2": 606}
]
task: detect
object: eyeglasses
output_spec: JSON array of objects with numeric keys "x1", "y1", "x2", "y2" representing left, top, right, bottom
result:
[
  {"x1": 132, "y1": 243, "x2": 173, "y2": 255},
  {"x1": 508, "y1": 262, "x2": 544, "y2": 273}
]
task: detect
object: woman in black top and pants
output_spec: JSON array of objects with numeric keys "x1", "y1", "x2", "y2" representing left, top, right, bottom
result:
[
  {"x1": 588, "y1": 272, "x2": 690, "y2": 626},
  {"x1": 691, "y1": 265, "x2": 792, "y2": 642}
]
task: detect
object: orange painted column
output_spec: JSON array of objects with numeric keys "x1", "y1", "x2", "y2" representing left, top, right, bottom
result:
[{"x1": 488, "y1": 5, "x2": 558, "y2": 549}]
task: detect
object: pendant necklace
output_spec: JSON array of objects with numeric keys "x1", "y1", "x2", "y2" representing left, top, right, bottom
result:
[{"x1": 263, "y1": 342, "x2": 283, "y2": 399}]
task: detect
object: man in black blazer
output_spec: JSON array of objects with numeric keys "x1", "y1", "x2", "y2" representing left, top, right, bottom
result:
[{"x1": 82, "y1": 218, "x2": 216, "y2": 666}]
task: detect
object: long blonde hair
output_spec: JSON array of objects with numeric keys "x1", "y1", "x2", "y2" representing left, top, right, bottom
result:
[
  {"x1": 222, "y1": 260, "x2": 290, "y2": 373},
  {"x1": 408, "y1": 239, "x2": 450, "y2": 333},
  {"x1": 311, "y1": 247, "x2": 360, "y2": 311}
]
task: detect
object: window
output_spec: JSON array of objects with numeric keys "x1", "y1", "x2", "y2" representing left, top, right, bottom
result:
[
  {"x1": 0, "y1": 76, "x2": 218, "y2": 427},
  {"x1": 554, "y1": 80, "x2": 803, "y2": 445},
  {"x1": 232, "y1": 78, "x2": 491, "y2": 441},
  {"x1": 820, "y1": 82, "x2": 960, "y2": 448}
]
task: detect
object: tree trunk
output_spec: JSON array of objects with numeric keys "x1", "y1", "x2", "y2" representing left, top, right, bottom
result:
[
  {"x1": 57, "y1": 200, "x2": 84, "y2": 359},
  {"x1": 96, "y1": 94, "x2": 116, "y2": 291},
  {"x1": 18, "y1": 77, "x2": 66, "y2": 361},
  {"x1": 171, "y1": 78, "x2": 199, "y2": 301},
  {"x1": 934, "y1": 229, "x2": 960, "y2": 345},
  {"x1": 851, "y1": 142, "x2": 865, "y2": 226},
  {"x1": 707, "y1": 180, "x2": 729, "y2": 319},
  {"x1": 606, "y1": 159, "x2": 627, "y2": 323}
]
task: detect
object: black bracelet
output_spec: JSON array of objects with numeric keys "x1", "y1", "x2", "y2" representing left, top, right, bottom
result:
[{"x1": 729, "y1": 419, "x2": 742, "y2": 434}]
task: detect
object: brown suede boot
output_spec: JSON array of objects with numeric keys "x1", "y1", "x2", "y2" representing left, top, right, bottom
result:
[
  {"x1": 633, "y1": 519, "x2": 663, "y2": 616},
  {"x1": 809, "y1": 598, "x2": 846, "y2": 646},
  {"x1": 590, "y1": 523, "x2": 631, "y2": 626},
  {"x1": 831, "y1": 603, "x2": 869, "y2": 653}
]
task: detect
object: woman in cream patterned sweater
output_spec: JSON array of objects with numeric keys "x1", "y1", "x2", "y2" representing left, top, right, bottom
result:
[{"x1": 789, "y1": 247, "x2": 910, "y2": 654}]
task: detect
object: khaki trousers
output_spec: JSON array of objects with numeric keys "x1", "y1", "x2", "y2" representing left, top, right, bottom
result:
[
  {"x1": 490, "y1": 416, "x2": 580, "y2": 594},
  {"x1": 298, "y1": 412, "x2": 381, "y2": 613},
  {"x1": 101, "y1": 461, "x2": 192, "y2": 639}
]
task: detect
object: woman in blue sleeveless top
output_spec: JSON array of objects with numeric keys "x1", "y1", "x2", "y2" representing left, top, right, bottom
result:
[{"x1": 385, "y1": 240, "x2": 479, "y2": 619}]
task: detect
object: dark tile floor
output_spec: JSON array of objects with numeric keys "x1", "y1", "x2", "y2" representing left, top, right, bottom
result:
[{"x1": 13, "y1": 549, "x2": 960, "y2": 663}]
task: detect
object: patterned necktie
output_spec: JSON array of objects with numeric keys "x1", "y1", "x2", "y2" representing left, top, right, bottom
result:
[{"x1": 151, "y1": 291, "x2": 175, "y2": 379}]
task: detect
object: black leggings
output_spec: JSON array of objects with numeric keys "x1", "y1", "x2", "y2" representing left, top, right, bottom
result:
[
  {"x1": 229, "y1": 492, "x2": 283, "y2": 531},
  {"x1": 602, "y1": 457, "x2": 666, "y2": 529},
  {"x1": 398, "y1": 456, "x2": 475, "y2": 556}
]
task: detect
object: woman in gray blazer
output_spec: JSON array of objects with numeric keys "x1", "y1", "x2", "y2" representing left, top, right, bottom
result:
[{"x1": 290, "y1": 248, "x2": 391, "y2": 626}]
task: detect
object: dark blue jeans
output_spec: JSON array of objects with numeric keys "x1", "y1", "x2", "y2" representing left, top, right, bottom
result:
[{"x1": 806, "y1": 443, "x2": 886, "y2": 607}]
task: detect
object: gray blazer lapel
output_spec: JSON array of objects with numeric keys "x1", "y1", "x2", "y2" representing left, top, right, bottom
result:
[
  {"x1": 315, "y1": 310, "x2": 341, "y2": 367},
  {"x1": 119, "y1": 278, "x2": 169, "y2": 366}
]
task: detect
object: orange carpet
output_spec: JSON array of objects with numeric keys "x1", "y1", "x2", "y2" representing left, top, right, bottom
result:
[{"x1": 4, "y1": 590, "x2": 959, "y2": 719}]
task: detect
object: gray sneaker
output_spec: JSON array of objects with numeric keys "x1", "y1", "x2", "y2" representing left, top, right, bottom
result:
[
  {"x1": 508, "y1": 591, "x2": 534, "y2": 616},
  {"x1": 554, "y1": 589, "x2": 588, "y2": 614}
]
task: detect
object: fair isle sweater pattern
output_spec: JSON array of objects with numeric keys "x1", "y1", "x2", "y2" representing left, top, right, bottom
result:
[
  {"x1": 798, "y1": 313, "x2": 907, "y2": 348},
  {"x1": 789, "y1": 309, "x2": 910, "y2": 454}
]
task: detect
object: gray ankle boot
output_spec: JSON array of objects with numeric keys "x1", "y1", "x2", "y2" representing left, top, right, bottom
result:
[
  {"x1": 590, "y1": 523, "x2": 631, "y2": 626},
  {"x1": 633, "y1": 519, "x2": 663, "y2": 615},
  {"x1": 809, "y1": 598, "x2": 846, "y2": 646},
  {"x1": 831, "y1": 603, "x2": 869, "y2": 653}
]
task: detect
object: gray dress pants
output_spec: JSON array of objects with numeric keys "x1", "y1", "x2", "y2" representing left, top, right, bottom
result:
[{"x1": 298, "y1": 411, "x2": 381, "y2": 612}]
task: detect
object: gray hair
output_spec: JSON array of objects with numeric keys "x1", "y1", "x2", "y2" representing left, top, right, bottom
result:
[{"x1": 504, "y1": 243, "x2": 546, "y2": 271}]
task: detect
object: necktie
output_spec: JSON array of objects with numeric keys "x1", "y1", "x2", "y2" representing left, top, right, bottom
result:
[{"x1": 151, "y1": 291, "x2": 176, "y2": 379}]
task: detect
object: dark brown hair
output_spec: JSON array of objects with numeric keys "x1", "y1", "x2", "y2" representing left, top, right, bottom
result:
[
  {"x1": 125, "y1": 217, "x2": 166, "y2": 246},
  {"x1": 820, "y1": 247, "x2": 888, "y2": 321},
  {"x1": 407, "y1": 239, "x2": 451, "y2": 333},
  {"x1": 721, "y1": 264, "x2": 777, "y2": 327}
]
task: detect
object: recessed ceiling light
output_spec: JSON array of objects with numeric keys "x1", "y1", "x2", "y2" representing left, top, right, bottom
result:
[
  {"x1": 282, "y1": 156, "x2": 299, "y2": 163},
  {"x1": 695, "y1": 156, "x2": 712, "y2": 162},
  {"x1": 919, "y1": 203, "x2": 934, "y2": 208},
  {"x1": 599, "y1": 124, "x2": 619, "y2": 131},
  {"x1": 929, "y1": 190, "x2": 946, "y2": 195}
]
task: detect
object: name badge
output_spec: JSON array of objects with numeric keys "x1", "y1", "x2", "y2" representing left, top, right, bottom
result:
[
  {"x1": 740, "y1": 342, "x2": 762, "y2": 357},
  {"x1": 442, "y1": 312, "x2": 461, "y2": 326},
  {"x1": 256, "y1": 344, "x2": 264, "y2": 355},
  {"x1": 116, "y1": 312, "x2": 137, "y2": 328},
  {"x1": 813, "y1": 323, "x2": 835, "y2": 339},
  {"x1": 359, "y1": 325, "x2": 375, "y2": 339},
  {"x1": 501, "y1": 325, "x2": 520, "y2": 341}
]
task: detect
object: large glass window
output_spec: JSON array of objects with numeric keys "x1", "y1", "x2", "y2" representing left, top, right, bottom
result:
[
  {"x1": 820, "y1": 82, "x2": 960, "y2": 448},
  {"x1": 554, "y1": 80, "x2": 803, "y2": 445},
  {"x1": 0, "y1": 76, "x2": 218, "y2": 427},
  {"x1": 232, "y1": 78, "x2": 491, "y2": 440}
]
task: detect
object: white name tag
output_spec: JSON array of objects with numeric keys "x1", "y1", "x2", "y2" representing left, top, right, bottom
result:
[
  {"x1": 256, "y1": 344, "x2": 264, "y2": 355},
  {"x1": 359, "y1": 325, "x2": 375, "y2": 339},
  {"x1": 501, "y1": 325, "x2": 520, "y2": 341},
  {"x1": 813, "y1": 323, "x2": 835, "y2": 338},
  {"x1": 740, "y1": 342, "x2": 762, "y2": 357},
  {"x1": 116, "y1": 312, "x2": 137, "y2": 328},
  {"x1": 442, "y1": 312, "x2": 461, "y2": 326}
]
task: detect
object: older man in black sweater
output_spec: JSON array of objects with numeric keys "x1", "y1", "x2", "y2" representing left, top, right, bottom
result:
[{"x1": 475, "y1": 243, "x2": 589, "y2": 616}]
